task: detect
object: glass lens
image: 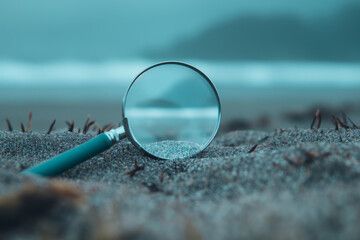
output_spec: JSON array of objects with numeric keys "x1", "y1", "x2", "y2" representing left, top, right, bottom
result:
[{"x1": 123, "y1": 62, "x2": 221, "y2": 160}]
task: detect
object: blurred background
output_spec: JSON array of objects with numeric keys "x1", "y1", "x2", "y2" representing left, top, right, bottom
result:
[{"x1": 0, "y1": 0, "x2": 359, "y2": 133}]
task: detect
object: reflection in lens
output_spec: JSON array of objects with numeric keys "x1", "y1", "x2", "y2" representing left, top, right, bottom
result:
[{"x1": 123, "y1": 62, "x2": 221, "y2": 160}]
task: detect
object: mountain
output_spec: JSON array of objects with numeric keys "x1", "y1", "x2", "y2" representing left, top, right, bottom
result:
[{"x1": 147, "y1": 4, "x2": 360, "y2": 61}]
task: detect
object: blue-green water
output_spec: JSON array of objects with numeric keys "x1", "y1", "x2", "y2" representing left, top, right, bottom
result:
[
  {"x1": 1, "y1": 60, "x2": 360, "y2": 101},
  {"x1": 1, "y1": 61, "x2": 359, "y2": 131}
]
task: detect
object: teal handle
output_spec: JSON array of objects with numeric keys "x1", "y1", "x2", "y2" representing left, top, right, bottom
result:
[{"x1": 21, "y1": 133, "x2": 112, "y2": 177}]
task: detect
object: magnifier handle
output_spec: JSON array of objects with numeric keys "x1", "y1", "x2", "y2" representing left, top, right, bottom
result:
[
  {"x1": 20, "y1": 133, "x2": 112, "y2": 177},
  {"x1": 21, "y1": 125, "x2": 127, "y2": 177}
]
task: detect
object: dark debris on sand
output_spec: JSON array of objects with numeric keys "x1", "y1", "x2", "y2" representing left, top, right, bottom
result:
[{"x1": 1, "y1": 128, "x2": 360, "y2": 239}]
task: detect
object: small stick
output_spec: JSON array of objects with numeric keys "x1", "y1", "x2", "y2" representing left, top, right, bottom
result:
[
  {"x1": 341, "y1": 111, "x2": 348, "y2": 125},
  {"x1": 83, "y1": 120, "x2": 96, "y2": 134},
  {"x1": 5, "y1": 118, "x2": 13, "y2": 132},
  {"x1": 317, "y1": 110, "x2": 322, "y2": 129},
  {"x1": 347, "y1": 116, "x2": 359, "y2": 129},
  {"x1": 66, "y1": 120, "x2": 75, "y2": 132},
  {"x1": 93, "y1": 122, "x2": 101, "y2": 132},
  {"x1": 126, "y1": 159, "x2": 145, "y2": 177},
  {"x1": 47, "y1": 120, "x2": 56, "y2": 134},
  {"x1": 101, "y1": 123, "x2": 114, "y2": 132},
  {"x1": 337, "y1": 118, "x2": 350, "y2": 130},
  {"x1": 248, "y1": 136, "x2": 269, "y2": 153},
  {"x1": 331, "y1": 115, "x2": 339, "y2": 130},
  {"x1": 310, "y1": 110, "x2": 317, "y2": 129},
  {"x1": 340, "y1": 111, "x2": 358, "y2": 128},
  {"x1": 248, "y1": 144, "x2": 258, "y2": 153},
  {"x1": 82, "y1": 116, "x2": 90, "y2": 134},
  {"x1": 20, "y1": 123, "x2": 25, "y2": 132},
  {"x1": 26, "y1": 111, "x2": 32, "y2": 132},
  {"x1": 97, "y1": 123, "x2": 114, "y2": 134},
  {"x1": 310, "y1": 109, "x2": 321, "y2": 129},
  {"x1": 85, "y1": 120, "x2": 96, "y2": 133}
]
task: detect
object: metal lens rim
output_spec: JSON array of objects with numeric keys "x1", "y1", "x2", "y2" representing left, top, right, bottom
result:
[{"x1": 122, "y1": 61, "x2": 222, "y2": 160}]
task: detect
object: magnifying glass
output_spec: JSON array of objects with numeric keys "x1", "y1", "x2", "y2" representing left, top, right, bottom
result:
[{"x1": 21, "y1": 62, "x2": 221, "y2": 177}]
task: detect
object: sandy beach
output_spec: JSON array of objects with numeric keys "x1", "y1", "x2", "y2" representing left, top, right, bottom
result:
[
  {"x1": 1, "y1": 0, "x2": 360, "y2": 238},
  {"x1": 1, "y1": 126, "x2": 360, "y2": 239},
  {"x1": 1, "y1": 85, "x2": 360, "y2": 134},
  {"x1": 1, "y1": 62, "x2": 360, "y2": 240}
]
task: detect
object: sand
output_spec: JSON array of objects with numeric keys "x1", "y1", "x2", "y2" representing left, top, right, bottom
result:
[
  {"x1": 143, "y1": 140, "x2": 202, "y2": 160},
  {"x1": 1, "y1": 128, "x2": 360, "y2": 239}
]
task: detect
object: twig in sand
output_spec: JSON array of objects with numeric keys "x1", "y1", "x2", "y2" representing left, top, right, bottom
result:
[
  {"x1": 103, "y1": 124, "x2": 115, "y2": 132},
  {"x1": 85, "y1": 120, "x2": 96, "y2": 133},
  {"x1": 47, "y1": 120, "x2": 56, "y2": 134},
  {"x1": 82, "y1": 116, "x2": 90, "y2": 134},
  {"x1": 317, "y1": 111, "x2": 322, "y2": 129},
  {"x1": 248, "y1": 136, "x2": 269, "y2": 153},
  {"x1": 20, "y1": 123, "x2": 25, "y2": 132},
  {"x1": 92, "y1": 122, "x2": 100, "y2": 132},
  {"x1": 341, "y1": 111, "x2": 348, "y2": 125},
  {"x1": 126, "y1": 159, "x2": 145, "y2": 177},
  {"x1": 5, "y1": 119, "x2": 13, "y2": 132},
  {"x1": 331, "y1": 115, "x2": 339, "y2": 130},
  {"x1": 348, "y1": 117, "x2": 360, "y2": 129},
  {"x1": 310, "y1": 109, "x2": 321, "y2": 129},
  {"x1": 248, "y1": 144, "x2": 258, "y2": 153},
  {"x1": 337, "y1": 118, "x2": 350, "y2": 130},
  {"x1": 83, "y1": 118, "x2": 96, "y2": 134},
  {"x1": 65, "y1": 120, "x2": 75, "y2": 132},
  {"x1": 97, "y1": 123, "x2": 115, "y2": 134},
  {"x1": 341, "y1": 112, "x2": 359, "y2": 129},
  {"x1": 25, "y1": 111, "x2": 32, "y2": 132}
]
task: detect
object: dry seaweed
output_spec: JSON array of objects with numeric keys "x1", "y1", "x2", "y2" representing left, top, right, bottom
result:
[
  {"x1": 310, "y1": 109, "x2": 321, "y2": 129},
  {"x1": 65, "y1": 120, "x2": 75, "y2": 132},
  {"x1": 47, "y1": 120, "x2": 56, "y2": 134},
  {"x1": 337, "y1": 118, "x2": 350, "y2": 130},
  {"x1": 20, "y1": 123, "x2": 25, "y2": 132},
  {"x1": 82, "y1": 116, "x2": 90, "y2": 134},
  {"x1": 248, "y1": 136, "x2": 269, "y2": 153},
  {"x1": 332, "y1": 115, "x2": 339, "y2": 130},
  {"x1": 5, "y1": 118, "x2": 12, "y2": 132},
  {"x1": 126, "y1": 159, "x2": 145, "y2": 177}
]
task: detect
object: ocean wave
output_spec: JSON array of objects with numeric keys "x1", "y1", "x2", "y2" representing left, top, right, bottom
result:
[{"x1": 0, "y1": 60, "x2": 359, "y2": 87}]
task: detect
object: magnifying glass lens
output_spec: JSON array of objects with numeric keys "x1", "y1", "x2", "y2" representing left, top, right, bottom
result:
[{"x1": 123, "y1": 62, "x2": 221, "y2": 160}]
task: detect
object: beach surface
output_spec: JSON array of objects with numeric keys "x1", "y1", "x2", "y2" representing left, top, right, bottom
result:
[{"x1": 1, "y1": 127, "x2": 360, "y2": 239}]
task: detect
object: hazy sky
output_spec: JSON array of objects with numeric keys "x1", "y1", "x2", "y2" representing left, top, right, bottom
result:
[{"x1": 0, "y1": 0, "x2": 357, "y2": 60}]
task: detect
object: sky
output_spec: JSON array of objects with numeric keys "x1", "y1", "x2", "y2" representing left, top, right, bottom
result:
[{"x1": 0, "y1": 0, "x2": 358, "y2": 61}]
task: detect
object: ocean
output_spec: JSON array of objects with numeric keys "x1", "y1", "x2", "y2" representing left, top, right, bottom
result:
[{"x1": 1, "y1": 60, "x2": 360, "y2": 131}]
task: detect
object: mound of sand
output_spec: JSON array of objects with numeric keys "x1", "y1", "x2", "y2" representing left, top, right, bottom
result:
[{"x1": 1, "y1": 128, "x2": 360, "y2": 239}]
